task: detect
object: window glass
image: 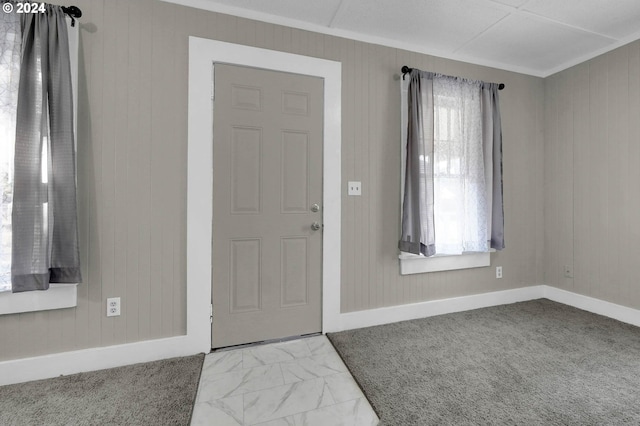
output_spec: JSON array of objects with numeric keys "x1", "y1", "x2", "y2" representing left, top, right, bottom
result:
[{"x1": 0, "y1": 14, "x2": 21, "y2": 292}]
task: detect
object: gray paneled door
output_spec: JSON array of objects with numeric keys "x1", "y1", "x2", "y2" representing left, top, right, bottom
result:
[{"x1": 211, "y1": 64, "x2": 324, "y2": 349}]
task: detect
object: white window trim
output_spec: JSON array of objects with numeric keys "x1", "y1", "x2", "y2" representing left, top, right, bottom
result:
[
  {"x1": 0, "y1": 17, "x2": 79, "y2": 314},
  {"x1": 399, "y1": 251, "x2": 494, "y2": 275},
  {"x1": 398, "y1": 76, "x2": 492, "y2": 275},
  {"x1": 0, "y1": 284, "x2": 77, "y2": 315}
]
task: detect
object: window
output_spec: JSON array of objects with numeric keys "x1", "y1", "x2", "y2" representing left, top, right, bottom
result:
[
  {"x1": 399, "y1": 70, "x2": 504, "y2": 274},
  {"x1": 0, "y1": 9, "x2": 79, "y2": 313}
]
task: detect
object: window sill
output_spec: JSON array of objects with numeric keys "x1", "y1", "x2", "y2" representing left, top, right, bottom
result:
[
  {"x1": 399, "y1": 250, "x2": 494, "y2": 275},
  {"x1": 0, "y1": 284, "x2": 77, "y2": 315}
]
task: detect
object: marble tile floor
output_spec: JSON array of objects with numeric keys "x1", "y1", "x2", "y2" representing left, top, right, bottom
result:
[{"x1": 191, "y1": 335, "x2": 379, "y2": 426}]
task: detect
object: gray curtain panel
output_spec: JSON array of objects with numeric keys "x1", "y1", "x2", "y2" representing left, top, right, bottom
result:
[
  {"x1": 11, "y1": 5, "x2": 81, "y2": 292},
  {"x1": 482, "y1": 83, "x2": 505, "y2": 250},
  {"x1": 399, "y1": 69, "x2": 436, "y2": 256}
]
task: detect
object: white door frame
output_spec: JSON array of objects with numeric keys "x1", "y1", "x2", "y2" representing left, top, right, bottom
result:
[{"x1": 187, "y1": 37, "x2": 342, "y2": 350}]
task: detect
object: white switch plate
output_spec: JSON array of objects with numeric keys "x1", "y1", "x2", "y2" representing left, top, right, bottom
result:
[{"x1": 348, "y1": 181, "x2": 361, "y2": 196}]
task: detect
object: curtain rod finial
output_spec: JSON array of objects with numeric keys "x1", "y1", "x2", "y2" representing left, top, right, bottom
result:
[{"x1": 62, "y1": 5, "x2": 82, "y2": 19}]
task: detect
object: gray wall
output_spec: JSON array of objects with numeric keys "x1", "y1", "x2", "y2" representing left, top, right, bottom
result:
[
  {"x1": 544, "y1": 40, "x2": 640, "y2": 308},
  {"x1": 0, "y1": 0, "x2": 545, "y2": 361}
]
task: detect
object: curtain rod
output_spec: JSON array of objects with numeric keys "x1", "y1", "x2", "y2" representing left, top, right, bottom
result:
[
  {"x1": 401, "y1": 65, "x2": 505, "y2": 90},
  {"x1": 61, "y1": 5, "x2": 82, "y2": 26}
]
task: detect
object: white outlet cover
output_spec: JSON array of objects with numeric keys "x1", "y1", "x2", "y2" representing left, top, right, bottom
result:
[
  {"x1": 107, "y1": 297, "x2": 121, "y2": 317},
  {"x1": 348, "y1": 181, "x2": 361, "y2": 196}
]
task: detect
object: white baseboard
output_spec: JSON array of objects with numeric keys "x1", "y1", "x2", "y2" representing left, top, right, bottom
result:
[
  {"x1": 331, "y1": 285, "x2": 545, "y2": 332},
  {"x1": 543, "y1": 286, "x2": 640, "y2": 328},
  {"x1": 0, "y1": 335, "x2": 202, "y2": 386},
  {"x1": 4, "y1": 284, "x2": 640, "y2": 386},
  {"x1": 331, "y1": 285, "x2": 640, "y2": 333}
]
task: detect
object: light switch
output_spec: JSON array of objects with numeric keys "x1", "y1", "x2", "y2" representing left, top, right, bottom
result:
[{"x1": 348, "y1": 181, "x2": 361, "y2": 196}]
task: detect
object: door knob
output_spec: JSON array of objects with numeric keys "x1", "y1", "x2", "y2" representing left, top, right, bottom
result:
[{"x1": 311, "y1": 222, "x2": 321, "y2": 231}]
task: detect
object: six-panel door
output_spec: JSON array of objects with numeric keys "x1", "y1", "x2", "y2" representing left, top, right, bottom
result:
[{"x1": 211, "y1": 64, "x2": 324, "y2": 348}]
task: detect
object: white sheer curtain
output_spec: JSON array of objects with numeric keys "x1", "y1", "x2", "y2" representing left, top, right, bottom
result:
[
  {"x1": 0, "y1": 9, "x2": 21, "y2": 291},
  {"x1": 432, "y1": 77, "x2": 488, "y2": 254}
]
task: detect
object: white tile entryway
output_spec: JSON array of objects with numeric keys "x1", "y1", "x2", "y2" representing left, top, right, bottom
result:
[{"x1": 191, "y1": 335, "x2": 379, "y2": 426}]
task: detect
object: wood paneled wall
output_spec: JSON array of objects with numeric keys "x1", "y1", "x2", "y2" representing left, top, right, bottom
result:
[
  {"x1": 0, "y1": 0, "x2": 545, "y2": 361},
  {"x1": 544, "y1": 41, "x2": 640, "y2": 308}
]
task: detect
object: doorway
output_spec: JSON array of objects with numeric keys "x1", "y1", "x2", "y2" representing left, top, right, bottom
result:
[{"x1": 186, "y1": 38, "x2": 342, "y2": 353}]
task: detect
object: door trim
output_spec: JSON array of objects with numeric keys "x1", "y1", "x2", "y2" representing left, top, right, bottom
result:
[{"x1": 188, "y1": 37, "x2": 342, "y2": 350}]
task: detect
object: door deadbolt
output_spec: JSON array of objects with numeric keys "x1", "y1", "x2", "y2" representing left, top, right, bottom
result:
[{"x1": 310, "y1": 203, "x2": 320, "y2": 212}]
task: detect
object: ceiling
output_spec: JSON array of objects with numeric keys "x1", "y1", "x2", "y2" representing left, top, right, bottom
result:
[{"x1": 168, "y1": 0, "x2": 640, "y2": 77}]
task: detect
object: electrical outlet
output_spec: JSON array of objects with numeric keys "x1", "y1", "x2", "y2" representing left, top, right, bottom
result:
[
  {"x1": 348, "y1": 181, "x2": 361, "y2": 196},
  {"x1": 564, "y1": 265, "x2": 573, "y2": 278},
  {"x1": 107, "y1": 297, "x2": 121, "y2": 317},
  {"x1": 496, "y1": 266, "x2": 503, "y2": 279}
]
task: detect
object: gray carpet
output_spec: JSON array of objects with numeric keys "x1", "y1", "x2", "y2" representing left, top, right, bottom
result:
[
  {"x1": 0, "y1": 354, "x2": 204, "y2": 426},
  {"x1": 328, "y1": 299, "x2": 640, "y2": 425}
]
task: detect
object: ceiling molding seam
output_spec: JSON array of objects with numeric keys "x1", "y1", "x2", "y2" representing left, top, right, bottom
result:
[{"x1": 328, "y1": 0, "x2": 351, "y2": 28}]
